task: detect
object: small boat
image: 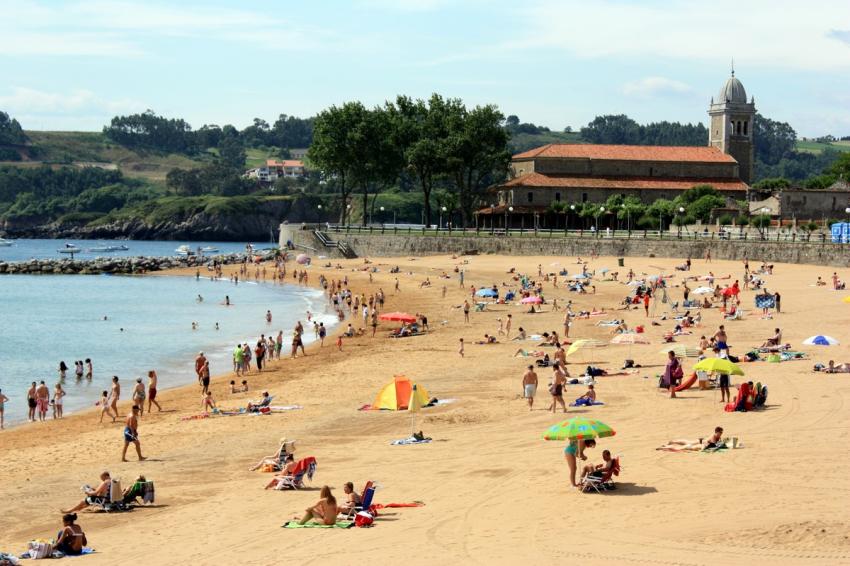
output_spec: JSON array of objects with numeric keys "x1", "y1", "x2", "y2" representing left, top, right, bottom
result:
[
  {"x1": 175, "y1": 245, "x2": 195, "y2": 256},
  {"x1": 58, "y1": 243, "x2": 81, "y2": 254},
  {"x1": 0, "y1": 237, "x2": 13, "y2": 247},
  {"x1": 200, "y1": 246, "x2": 220, "y2": 253},
  {"x1": 88, "y1": 244, "x2": 130, "y2": 252}
]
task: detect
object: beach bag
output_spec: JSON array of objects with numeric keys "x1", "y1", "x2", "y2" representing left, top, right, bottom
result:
[
  {"x1": 672, "y1": 363, "x2": 684, "y2": 380},
  {"x1": 27, "y1": 541, "x2": 53, "y2": 559},
  {"x1": 354, "y1": 511, "x2": 374, "y2": 527}
]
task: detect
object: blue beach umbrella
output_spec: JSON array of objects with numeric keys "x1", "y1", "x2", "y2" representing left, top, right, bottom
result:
[
  {"x1": 802, "y1": 335, "x2": 839, "y2": 346},
  {"x1": 476, "y1": 288, "x2": 498, "y2": 298}
]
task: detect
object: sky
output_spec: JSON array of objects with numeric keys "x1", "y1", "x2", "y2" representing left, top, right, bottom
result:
[{"x1": 1, "y1": 0, "x2": 849, "y2": 137}]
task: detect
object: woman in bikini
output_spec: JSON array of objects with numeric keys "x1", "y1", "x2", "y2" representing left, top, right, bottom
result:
[
  {"x1": 55, "y1": 513, "x2": 87, "y2": 556},
  {"x1": 564, "y1": 438, "x2": 596, "y2": 488},
  {"x1": 297, "y1": 486, "x2": 338, "y2": 526}
]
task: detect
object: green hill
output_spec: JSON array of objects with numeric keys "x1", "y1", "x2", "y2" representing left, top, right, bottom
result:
[{"x1": 796, "y1": 139, "x2": 850, "y2": 155}]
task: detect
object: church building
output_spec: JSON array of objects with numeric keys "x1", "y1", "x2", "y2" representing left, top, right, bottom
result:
[{"x1": 478, "y1": 73, "x2": 755, "y2": 228}]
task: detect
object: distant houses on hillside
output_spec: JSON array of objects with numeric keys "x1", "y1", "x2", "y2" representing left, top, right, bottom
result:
[{"x1": 244, "y1": 159, "x2": 307, "y2": 183}]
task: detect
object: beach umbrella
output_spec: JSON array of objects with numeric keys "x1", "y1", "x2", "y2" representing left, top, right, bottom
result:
[
  {"x1": 566, "y1": 339, "x2": 607, "y2": 357},
  {"x1": 599, "y1": 268, "x2": 609, "y2": 274},
  {"x1": 572, "y1": 274, "x2": 589, "y2": 280},
  {"x1": 842, "y1": 296, "x2": 850, "y2": 304},
  {"x1": 693, "y1": 358, "x2": 745, "y2": 376},
  {"x1": 542, "y1": 417, "x2": 616, "y2": 441},
  {"x1": 692, "y1": 286, "x2": 714, "y2": 295},
  {"x1": 722, "y1": 287, "x2": 738, "y2": 297},
  {"x1": 295, "y1": 253, "x2": 310, "y2": 264},
  {"x1": 476, "y1": 288, "x2": 498, "y2": 298},
  {"x1": 611, "y1": 334, "x2": 650, "y2": 345},
  {"x1": 627, "y1": 280, "x2": 644, "y2": 287},
  {"x1": 659, "y1": 345, "x2": 701, "y2": 358},
  {"x1": 379, "y1": 312, "x2": 417, "y2": 324},
  {"x1": 520, "y1": 296, "x2": 543, "y2": 304},
  {"x1": 802, "y1": 335, "x2": 839, "y2": 346}
]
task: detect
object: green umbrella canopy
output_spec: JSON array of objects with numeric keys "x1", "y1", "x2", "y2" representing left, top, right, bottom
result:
[
  {"x1": 543, "y1": 417, "x2": 616, "y2": 441},
  {"x1": 693, "y1": 357, "x2": 744, "y2": 376}
]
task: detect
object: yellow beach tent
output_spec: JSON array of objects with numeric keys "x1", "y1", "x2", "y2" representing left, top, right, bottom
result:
[{"x1": 372, "y1": 375, "x2": 430, "y2": 410}]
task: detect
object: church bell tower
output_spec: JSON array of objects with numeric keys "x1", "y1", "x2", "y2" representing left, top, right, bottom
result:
[{"x1": 708, "y1": 67, "x2": 756, "y2": 184}]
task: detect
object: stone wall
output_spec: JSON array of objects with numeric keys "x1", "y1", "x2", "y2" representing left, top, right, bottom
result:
[{"x1": 281, "y1": 224, "x2": 850, "y2": 267}]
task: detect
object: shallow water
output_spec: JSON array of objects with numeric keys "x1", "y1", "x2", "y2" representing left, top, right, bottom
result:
[{"x1": 0, "y1": 273, "x2": 333, "y2": 426}]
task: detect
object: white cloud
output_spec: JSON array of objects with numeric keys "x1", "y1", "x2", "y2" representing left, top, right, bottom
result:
[
  {"x1": 515, "y1": 0, "x2": 850, "y2": 71},
  {"x1": 623, "y1": 77, "x2": 694, "y2": 98},
  {"x1": 0, "y1": 87, "x2": 142, "y2": 117}
]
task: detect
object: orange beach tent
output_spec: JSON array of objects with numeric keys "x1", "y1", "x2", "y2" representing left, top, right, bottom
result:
[{"x1": 372, "y1": 376, "x2": 430, "y2": 410}]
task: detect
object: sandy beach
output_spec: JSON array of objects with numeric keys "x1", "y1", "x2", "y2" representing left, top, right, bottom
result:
[{"x1": 1, "y1": 252, "x2": 849, "y2": 565}]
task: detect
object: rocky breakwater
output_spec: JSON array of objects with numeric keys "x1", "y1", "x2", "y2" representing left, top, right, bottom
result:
[{"x1": 0, "y1": 253, "x2": 249, "y2": 276}]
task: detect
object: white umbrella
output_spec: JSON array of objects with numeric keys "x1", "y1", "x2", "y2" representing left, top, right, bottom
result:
[{"x1": 692, "y1": 286, "x2": 714, "y2": 295}]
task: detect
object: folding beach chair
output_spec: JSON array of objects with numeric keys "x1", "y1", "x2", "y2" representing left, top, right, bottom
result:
[
  {"x1": 269, "y1": 457, "x2": 317, "y2": 490},
  {"x1": 345, "y1": 483, "x2": 376, "y2": 519},
  {"x1": 92, "y1": 477, "x2": 129, "y2": 512},
  {"x1": 122, "y1": 478, "x2": 155, "y2": 506},
  {"x1": 581, "y1": 457, "x2": 621, "y2": 494}
]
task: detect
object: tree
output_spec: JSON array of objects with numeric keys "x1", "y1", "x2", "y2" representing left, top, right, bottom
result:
[
  {"x1": 272, "y1": 114, "x2": 314, "y2": 149},
  {"x1": 396, "y1": 94, "x2": 455, "y2": 227},
  {"x1": 218, "y1": 135, "x2": 246, "y2": 170},
  {"x1": 754, "y1": 113, "x2": 797, "y2": 166},
  {"x1": 444, "y1": 104, "x2": 511, "y2": 227},
  {"x1": 103, "y1": 110, "x2": 197, "y2": 153},
  {"x1": 241, "y1": 118, "x2": 271, "y2": 148},
  {"x1": 309, "y1": 103, "x2": 364, "y2": 224},
  {"x1": 580, "y1": 115, "x2": 642, "y2": 145},
  {"x1": 0, "y1": 111, "x2": 27, "y2": 144}
]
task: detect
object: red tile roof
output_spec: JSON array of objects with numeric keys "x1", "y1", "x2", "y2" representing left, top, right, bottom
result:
[
  {"x1": 513, "y1": 143, "x2": 736, "y2": 163},
  {"x1": 266, "y1": 159, "x2": 305, "y2": 167},
  {"x1": 498, "y1": 172, "x2": 747, "y2": 192}
]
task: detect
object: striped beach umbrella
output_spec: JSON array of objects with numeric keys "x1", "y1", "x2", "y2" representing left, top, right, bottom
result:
[
  {"x1": 566, "y1": 339, "x2": 607, "y2": 356},
  {"x1": 802, "y1": 335, "x2": 839, "y2": 346},
  {"x1": 543, "y1": 417, "x2": 616, "y2": 441},
  {"x1": 611, "y1": 333, "x2": 650, "y2": 345}
]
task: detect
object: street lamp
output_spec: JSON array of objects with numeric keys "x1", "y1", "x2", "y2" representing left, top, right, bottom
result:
[
  {"x1": 677, "y1": 206, "x2": 685, "y2": 237},
  {"x1": 569, "y1": 204, "x2": 576, "y2": 231},
  {"x1": 596, "y1": 206, "x2": 605, "y2": 237},
  {"x1": 379, "y1": 206, "x2": 385, "y2": 226},
  {"x1": 506, "y1": 206, "x2": 513, "y2": 232},
  {"x1": 440, "y1": 206, "x2": 447, "y2": 229},
  {"x1": 346, "y1": 204, "x2": 351, "y2": 227}
]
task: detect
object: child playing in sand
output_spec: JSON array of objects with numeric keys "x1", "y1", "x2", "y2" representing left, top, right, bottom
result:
[
  {"x1": 337, "y1": 335, "x2": 343, "y2": 351},
  {"x1": 458, "y1": 338, "x2": 464, "y2": 357},
  {"x1": 202, "y1": 391, "x2": 217, "y2": 413},
  {"x1": 98, "y1": 391, "x2": 110, "y2": 423}
]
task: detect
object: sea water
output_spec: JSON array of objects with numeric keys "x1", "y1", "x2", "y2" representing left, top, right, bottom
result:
[
  {"x1": 0, "y1": 273, "x2": 334, "y2": 426},
  {"x1": 0, "y1": 238, "x2": 271, "y2": 263}
]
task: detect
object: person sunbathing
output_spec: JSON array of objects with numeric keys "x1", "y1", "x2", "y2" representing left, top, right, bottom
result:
[
  {"x1": 658, "y1": 427, "x2": 725, "y2": 451},
  {"x1": 476, "y1": 334, "x2": 498, "y2": 345},
  {"x1": 55, "y1": 513, "x2": 87, "y2": 556},
  {"x1": 824, "y1": 360, "x2": 850, "y2": 373},
  {"x1": 296, "y1": 486, "x2": 338, "y2": 526},
  {"x1": 511, "y1": 328, "x2": 528, "y2": 341},
  {"x1": 249, "y1": 439, "x2": 294, "y2": 471},
  {"x1": 338, "y1": 482, "x2": 362, "y2": 515},
  {"x1": 246, "y1": 392, "x2": 272, "y2": 412},
  {"x1": 573, "y1": 384, "x2": 597, "y2": 406},
  {"x1": 61, "y1": 471, "x2": 111, "y2": 513},
  {"x1": 761, "y1": 328, "x2": 782, "y2": 348}
]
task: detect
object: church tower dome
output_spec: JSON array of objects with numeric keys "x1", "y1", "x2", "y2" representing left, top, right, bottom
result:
[{"x1": 717, "y1": 73, "x2": 747, "y2": 104}]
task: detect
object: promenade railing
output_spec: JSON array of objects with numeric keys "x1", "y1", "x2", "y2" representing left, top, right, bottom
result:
[{"x1": 320, "y1": 224, "x2": 832, "y2": 244}]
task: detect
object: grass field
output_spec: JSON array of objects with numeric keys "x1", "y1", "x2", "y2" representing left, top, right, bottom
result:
[
  {"x1": 796, "y1": 139, "x2": 850, "y2": 154},
  {"x1": 21, "y1": 131, "x2": 211, "y2": 181}
]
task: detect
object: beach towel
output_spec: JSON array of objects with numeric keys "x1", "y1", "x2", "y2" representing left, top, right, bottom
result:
[
  {"x1": 371, "y1": 502, "x2": 425, "y2": 510},
  {"x1": 570, "y1": 400, "x2": 604, "y2": 407},
  {"x1": 282, "y1": 520, "x2": 354, "y2": 529},
  {"x1": 596, "y1": 320, "x2": 621, "y2": 327},
  {"x1": 391, "y1": 436, "x2": 432, "y2": 445}
]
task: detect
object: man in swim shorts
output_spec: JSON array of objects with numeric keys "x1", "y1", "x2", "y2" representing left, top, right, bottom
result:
[
  {"x1": 122, "y1": 405, "x2": 145, "y2": 462},
  {"x1": 522, "y1": 365, "x2": 538, "y2": 411},
  {"x1": 36, "y1": 381, "x2": 50, "y2": 422},
  {"x1": 147, "y1": 370, "x2": 161, "y2": 412},
  {"x1": 27, "y1": 381, "x2": 37, "y2": 422}
]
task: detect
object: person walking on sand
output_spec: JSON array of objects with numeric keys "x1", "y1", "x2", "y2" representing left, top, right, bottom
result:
[
  {"x1": 132, "y1": 378, "x2": 146, "y2": 415},
  {"x1": 458, "y1": 338, "x2": 465, "y2": 358},
  {"x1": 522, "y1": 365, "x2": 538, "y2": 410},
  {"x1": 664, "y1": 350, "x2": 682, "y2": 399},
  {"x1": 463, "y1": 300, "x2": 470, "y2": 323},
  {"x1": 505, "y1": 314, "x2": 512, "y2": 338},
  {"x1": 121, "y1": 405, "x2": 145, "y2": 462},
  {"x1": 643, "y1": 293, "x2": 651, "y2": 317},
  {"x1": 0, "y1": 388, "x2": 8, "y2": 429},
  {"x1": 548, "y1": 364, "x2": 568, "y2": 413},
  {"x1": 147, "y1": 370, "x2": 161, "y2": 412},
  {"x1": 394, "y1": 278, "x2": 400, "y2": 293},
  {"x1": 714, "y1": 325, "x2": 729, "y2": 355},
  {"x1": 195, "y1": 351, "x2": 207, "y2": 380},
  {"x1": 36, "y1": 380, "x2": 50, "y2": 421},
  {"x1": 108, "y1": 376, "x2": 120, "y2": 422}
]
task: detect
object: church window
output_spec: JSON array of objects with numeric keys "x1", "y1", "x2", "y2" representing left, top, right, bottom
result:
[
  {"x1": 736, "y1": 121, "x2": 742, "y2": 135},
  {"x1": 555, "y1": 192, "x2": 561, "y2": 202},
  {"x1": 743, "y1": 121, "x2": 748, "y2": 135},
  {"x1": 527, "y1": 192, "x2": 533, "y2": 203},
  {"x1": 649, "y1": 167, "x2": 654, "y2": 176}
]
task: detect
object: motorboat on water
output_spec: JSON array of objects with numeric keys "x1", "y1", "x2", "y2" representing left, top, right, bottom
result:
[
  {"x1": 88, "y1": 244, "x2": 130, "y2": 252},
  {"x1": 200, "y1": 246, "x2": 220, "y2": 253},
  {"x1": 175, "y1": 245, "x2": 195, "y2": 256},
  {"x1": 0, "y1": 237, "x2": 13, "y2": 247}
]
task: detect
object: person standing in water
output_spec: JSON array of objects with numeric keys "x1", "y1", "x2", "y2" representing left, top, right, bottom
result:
[
  {"x1": 0, "y1": 388, "x2": 9, "y2": 429},
  {"x1": 27, "y1": 382, "x2": 37, "y2": 422},
  {"x1": 108, "y1": 376, "x2": 120, "y2": 423}
]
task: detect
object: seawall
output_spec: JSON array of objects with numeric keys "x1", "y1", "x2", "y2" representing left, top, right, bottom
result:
[
  {"x1": 280, "y1": 224, "x2": 850, "y2": 267},
  {"x1": 0, "y1": 253, "x2": 250, "y2": 275}
]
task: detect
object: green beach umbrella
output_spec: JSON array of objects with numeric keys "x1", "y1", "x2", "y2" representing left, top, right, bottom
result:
[
  {"x1": 693, "y1": 357, "x2": 744, "y2": 376},
  {"x1": 542, "y1": 417, "x2": 616, "y2": 441}
]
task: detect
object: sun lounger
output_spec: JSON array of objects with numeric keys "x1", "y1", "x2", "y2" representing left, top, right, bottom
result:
[
  {"x1": 266, "y1": 457, "x2": 317, "y2": 490},
  {"x1": 90, "y1": 478, "x2": 128, "y2": 512}
]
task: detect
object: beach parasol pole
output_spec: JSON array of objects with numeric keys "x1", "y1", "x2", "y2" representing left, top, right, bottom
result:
[{"x1": 408, "y1": 385, "x2": 421, "y2": 437}]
